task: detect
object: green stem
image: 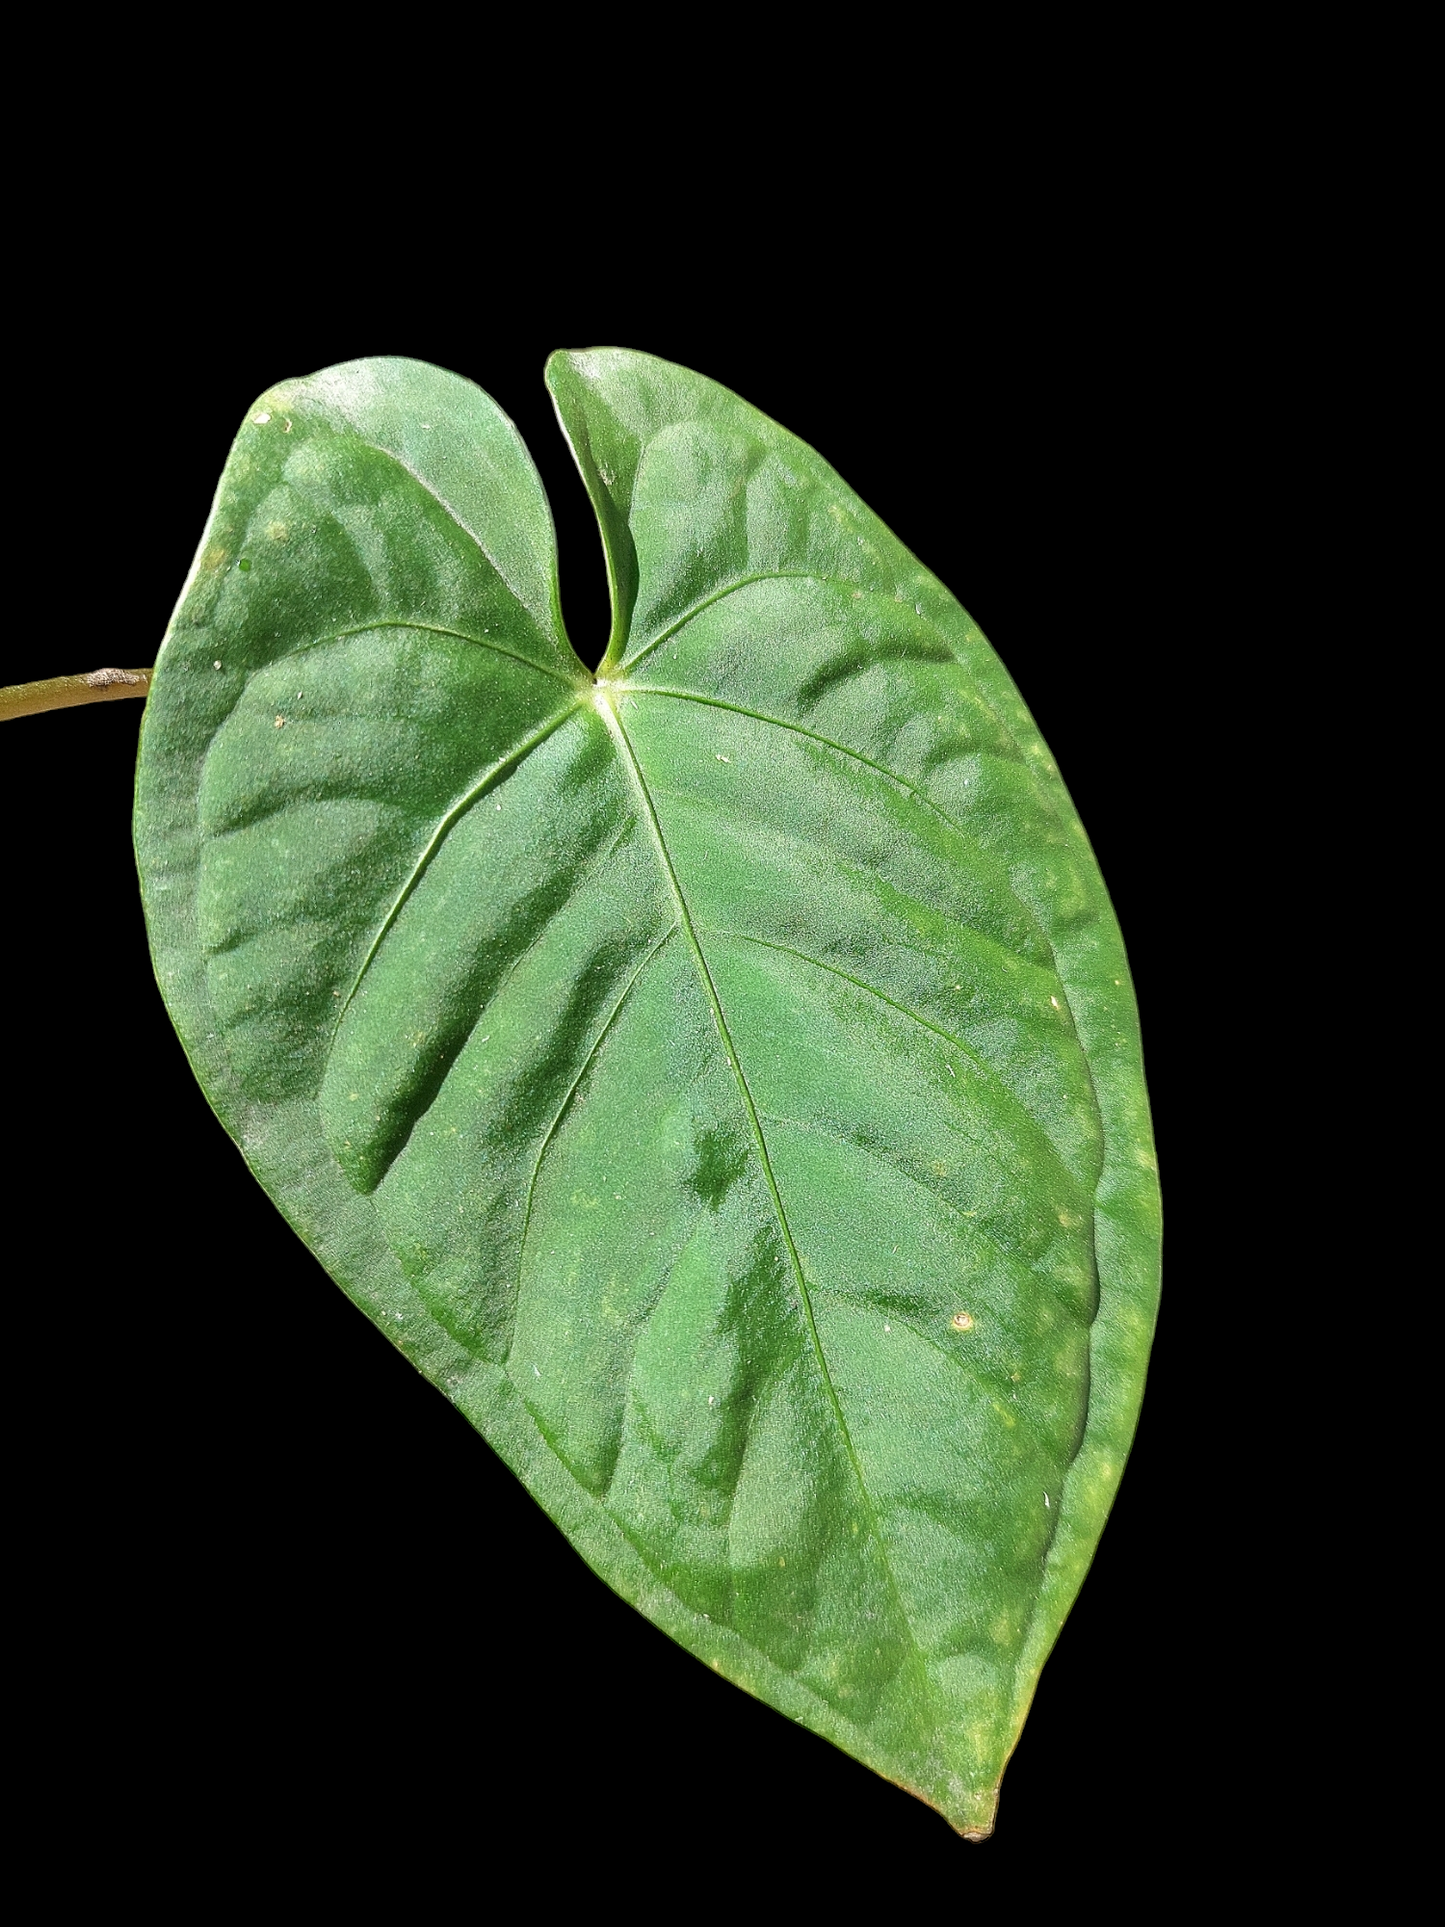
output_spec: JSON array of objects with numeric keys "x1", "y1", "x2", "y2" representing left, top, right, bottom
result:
[{"x1": 0, "y1": 668, "x2": 153, "y2": 722}]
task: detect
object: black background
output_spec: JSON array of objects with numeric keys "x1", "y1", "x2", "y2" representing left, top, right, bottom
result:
[{"x1": 5, "y1": 255, "x2": 1252, "y2": 1898}]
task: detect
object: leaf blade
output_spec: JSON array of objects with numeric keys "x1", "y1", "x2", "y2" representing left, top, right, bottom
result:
[{"x1": 136, "y1": 349, "x2": 1160, "y2": 1838}]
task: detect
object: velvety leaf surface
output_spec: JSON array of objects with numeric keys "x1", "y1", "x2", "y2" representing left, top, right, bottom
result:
[{"x1": 134, "y1": 351, "x2": 1160, "y2": 1836}]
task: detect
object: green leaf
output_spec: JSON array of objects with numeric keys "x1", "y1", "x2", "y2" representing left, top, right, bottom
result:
[{"x1": 134, "y1": 350, "x2": 1160, "y2": 1837}]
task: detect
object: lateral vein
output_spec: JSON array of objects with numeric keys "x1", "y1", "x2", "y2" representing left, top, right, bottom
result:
[
  {"x1": 512, "y1": 926, "x2": 679, "y2": 1315},
  {"x1": 620, "y1": 573, "x2": 832, "y2": 673},
  {"x1": 333, "y1": 701, "x2": 582, "y2": 1030},
  {"x1": 322, "y1": 617, "x2": 584, "y2": 686},
  {"x1": 620, "y1": 686, "x2": 983, "y2": 844}
]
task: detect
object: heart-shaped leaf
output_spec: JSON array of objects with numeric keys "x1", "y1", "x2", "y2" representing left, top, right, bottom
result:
[{"x1": 134, "y1": 351, "x2": 1160, "y2": 1836}]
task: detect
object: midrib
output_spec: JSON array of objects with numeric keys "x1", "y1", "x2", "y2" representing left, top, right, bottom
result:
[{"x1": 597, "y1": 692, "x2": 926, "y2": 1675}]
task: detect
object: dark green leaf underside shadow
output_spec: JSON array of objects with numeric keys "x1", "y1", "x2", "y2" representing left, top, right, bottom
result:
[{"x1": 134, "y1": 350, "x2": 1160, "y2": 1836}]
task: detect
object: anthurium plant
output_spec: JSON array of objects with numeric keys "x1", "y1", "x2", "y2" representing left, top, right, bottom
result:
[{"x1": 2, "y1": 349, "x2": 1160, "y2": 1837}]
